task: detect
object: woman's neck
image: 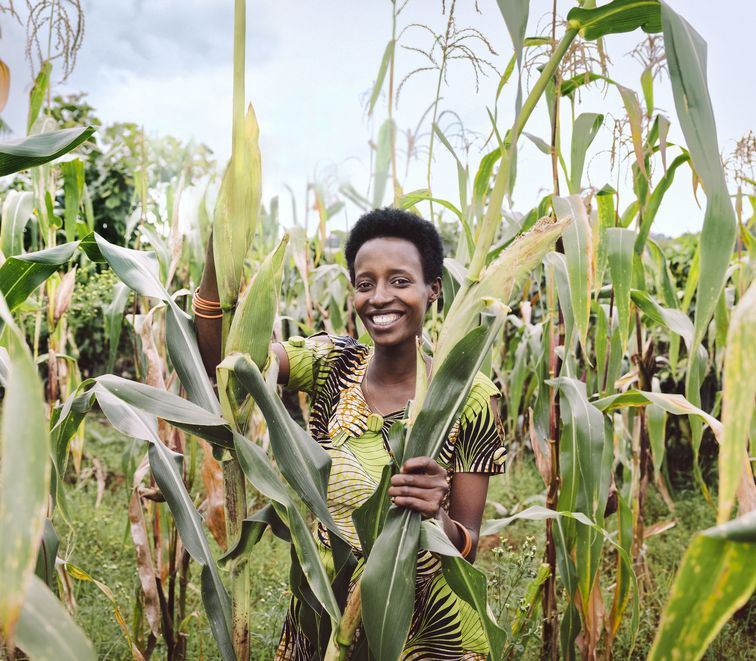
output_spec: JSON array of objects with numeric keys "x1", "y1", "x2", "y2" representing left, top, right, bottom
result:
[{"x1": 369, "y1": 336, "x2": 426, "y2": 387}]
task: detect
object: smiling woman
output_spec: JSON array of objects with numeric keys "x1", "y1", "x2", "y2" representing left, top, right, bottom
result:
[{"x1": 196, "y1": 207, "x2": 507, "y2": 659}]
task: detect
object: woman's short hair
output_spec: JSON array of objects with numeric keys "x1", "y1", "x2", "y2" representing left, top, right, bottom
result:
[{"x1": 344, "y1": 207, "x2": 444, "y2": 284}]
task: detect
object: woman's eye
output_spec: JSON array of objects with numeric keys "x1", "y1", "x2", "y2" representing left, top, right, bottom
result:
[
  {"x1": 393, "y1": 278, "x2": 410, "y2": 286},
  {"x1": 356, "y1": 281, "x2": 372, "y2": 291}
]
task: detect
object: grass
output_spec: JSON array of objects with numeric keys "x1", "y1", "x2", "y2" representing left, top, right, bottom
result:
[{"x1": 55, "y1": 420, "x2": 755, "y2": 659}]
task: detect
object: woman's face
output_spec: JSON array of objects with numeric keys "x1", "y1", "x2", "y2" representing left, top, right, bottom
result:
[{"x1": 352, "y1": 237, "x2": 441, "y2": 348}]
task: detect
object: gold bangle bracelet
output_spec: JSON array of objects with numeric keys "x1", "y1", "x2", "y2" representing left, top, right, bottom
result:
[
  {"x1": 193, "y1": 307, "x2": 223, "y2": 319},
  {"x1": 452, "y1": 519, "x2": 473, "y2": 558}
]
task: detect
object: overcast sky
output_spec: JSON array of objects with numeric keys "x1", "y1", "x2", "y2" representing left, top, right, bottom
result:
[{"x1": 1, "y1": 0, "x2": 754, "y2": 237}]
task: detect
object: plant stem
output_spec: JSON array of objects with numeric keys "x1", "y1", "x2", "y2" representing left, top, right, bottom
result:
[
  {"x1": 467, "y1": 27, "x2": 579, "y2": 279},
  {"x1": 324, "y1": 582, "x2": 362, "y2": 661}
]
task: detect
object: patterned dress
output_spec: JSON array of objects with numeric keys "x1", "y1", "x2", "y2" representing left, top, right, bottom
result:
[{"x1": 275, "y1": 333, "x2": 507, "y2": 660}]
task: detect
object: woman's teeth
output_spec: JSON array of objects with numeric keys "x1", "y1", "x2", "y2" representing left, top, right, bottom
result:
[{"x1": 372, "y1": 313, "x2": 401, "y2": 326}]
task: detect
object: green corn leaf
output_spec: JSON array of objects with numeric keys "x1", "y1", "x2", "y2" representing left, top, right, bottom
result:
[
  {"x1": 0, "y1": 241, "x2": 79, "y2": 310},
  {"x1": 661, "y1": 3, "x2": 737, "y2": 351},
  {"x1": 406, "y1": 320, "x2": 503, "y2": 462},
  {"x1": 1, "y1": 190, "x2": 34, "y2": 258},
  {"x1": 34, "y1": 518, "x2": 59, "y2": 590},
  {"x1": 0, "y1": 294, "x2": 50, "y2": 638},
  {"x1": 228, "y1": 353, "x2": 340, "y2": 535},
  {"x1": 14, "y1": 575, "x2": 96, "y2": 661},
  {"x1": 719, "y1": 281, "x2": 756, "y2": 523},
  {"x1": 608, "y1": 491, "x2": 634, "y2": 638},
  {"x1": 226, "y1": 233, "x2": 289, "y2": 365},
  {"x1": 94, "y1": 233, "x2": 220, "y2": 414},
  {"x1": 420, "y1": 519, "x2": 507, "y2": 654},
  {"x1": 569, "y1": 113, "x2": 604, "y2": 194},
  {"x1": 595, "y1": 185, "x2": 615, "y2": 288},
  {"x1": 399, "y1": 188, "x2": 474, "y2": 258},
  {"x1": 94, "y1": 374, "x2": 233, "y2": 449},
  {"x1": 93, "y1": 386, "x2": 234, "y2": 661},
  {"x1": 436, "y1": 216, "x2": 569, "y2": 369},
  {"x1": 372, "y1": 119, "x2": 395, "y2": 209},
  {"x1": 103, "y1": 282, "x2": 130, "y2": 374},
  {"x1": 61, "y1": 159, "x2": 84, "y2": 243},
  {"x1": 554, "y1": 195, "x2": 592, "y2": 354},
  {"x1": 647, "y1": 378, "x2": 668, "y2": 478},
  {"x1": 27, "y1": 61, "x2": 52, "y2": 133},
  {"x1": 360, "y1": 507, "x2": 421, "y2": 661},
  {"x1": 0, "y1": 126, "x2": 95, "y2": 176},
  {"x1": 213, "y1": 103, "x2": 262, "y2": 308},
  {"x1": 560, "y1": 71, "x2": 614, "y2": 97},
  {"x1": 648, "y1": 511, "x2": 756, "y2": 661},
  {"x1": 368, "y1": 40, "x2": 395, "y2": 116},
  {"x1": 352, "y1": 464, "x2": 392, "y2": 557},
  {"x1": 232, "y1": 432, "x2": 341, "y2": 626},
  {"x1": 635, "y1": 152, "x2": 690, "y2": 253},
  {"x1": 607, "y1": 228, "x2": 636, "y2": 350},
  {"x1": 567, "y1": 0, "x2": 662, "y2": 41},
  {"x1": 544, "y1": 252, "x2": 575, "y2": 349}
]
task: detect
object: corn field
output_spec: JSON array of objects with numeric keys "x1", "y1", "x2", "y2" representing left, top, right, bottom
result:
[{"x1": 0, "y1": 1, "x2": 754, "y2": 660}]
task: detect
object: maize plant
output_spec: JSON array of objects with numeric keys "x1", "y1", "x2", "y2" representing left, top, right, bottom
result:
[{"x1": 0, "y1": 1, "x2": 755, "y2": 660}]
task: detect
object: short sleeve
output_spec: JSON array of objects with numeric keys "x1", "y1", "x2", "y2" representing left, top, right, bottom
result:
[
  {"x1": 279, "y1": 333, "x2": 337, "y2": 397},
  {"x1": 453, "y1": 373, "x2": 507, "y2": 474}
]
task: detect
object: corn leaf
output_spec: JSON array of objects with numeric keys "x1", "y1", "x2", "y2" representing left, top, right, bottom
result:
[
  {"x1": 648, "y1": 511, "x2": 756, "y2": 661},
  {"x1": 420, "y1": 519, "x2": 507, "y2": 654},
  {"x1": 0, "y1": 241, "x2": 80, "y2": 310},
  {"x1": 719, "y1": 281, "x2": 756, "y2": 523},
  {"x1": 93, "y1": 374, "x2": 233, "y2": 449},
  {"x1": 213, "y1": 104, "x2": 262, "y2": 308},
  {"x1": 372, "y1": 119, "x2": 395, "y2": 208},
  {"x1": 607, "y1": 228, "x2": 636, "y2": 350},
  {"x1": 661, "y1": 3, "x2": 737, "y2": 350},
  {"x1": 554, "y1": 196, "x2": 593, "y2": 353},
  {"x1": 368, "y1": 40, "x2": 395, "y2": 116},
  {"x1": 569, "y1": 113, "x2": 604, "y2": 194},
  {"x1": 1, "y1": 190, "x2": 34, "y2": 258},
  {"x1": 360, "y1": 507, "x2": 421, "y2": 661},
  {"x1": 0, "y1": 294, "x2": 50, "y2": 638},
  {"x1": 226, "y1": 233, "x2": 289, "y2": 365},
  {"x1": 94, "y1": 233, "x2": 220, "y2": 414},
  {"x1": 0, "y1": 126, "x2": 94, "y2": 176},
  {"x1": 352, "y1": 464, "x2": 392, "y2": 557},
  {"x1": 232, "y1": 432, "x2": 341, "y2": 626},
  {"x1": 14, "y1": 575, "x2": 96, "y2": 661},
  {"x1": 228, "y1": 353, "x2": 340, "y2": 535},
  {"x1": 93, "y1": 386, "x2": 234, "y2": 661},
  {"x1": 103, "y1": 282, "x2": 130, "y2": 374},
  {"x1": 61, "y1": 159, "x2": 84, "y2": 243},
  {"x1": 567, "y1": 0, "x2": 662, "y2": 41},
  {"x1": 27, "y1": 61, "x2": 52, "y2": 133}
]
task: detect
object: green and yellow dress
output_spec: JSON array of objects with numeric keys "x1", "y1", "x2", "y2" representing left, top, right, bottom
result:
[{"x1": 275, "y1": 333, "x2": 507, "y2": 660}]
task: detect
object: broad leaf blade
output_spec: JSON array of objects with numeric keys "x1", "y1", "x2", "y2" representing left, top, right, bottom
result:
[
  {"x1": 0, "y1": 126, "x2": 95, "y2": 176},
  {"x1": 15, "y1": 575, "x2": 96, "y2": 661},
  {"x1": 0, "y1": 294, "x2": 50, "y2": 637}
]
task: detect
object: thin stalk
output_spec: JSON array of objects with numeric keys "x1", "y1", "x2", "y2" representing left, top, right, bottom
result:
[
  {"x1": 425, "y1": 0, "x2": 456, "y2": 223},
  {"x1": 549, "y1": 0, "x2": 561, "y2": 196},
  {"x1": 388, "y1": 1, "x2": 399, "y2": 203},
  {"x1": 223, "y1": 459, "x2": 249, "y2": 660},
  {"x1": 324, "y1": 583, "x2": 362, "y2": 661},
  {"x1": 467, "y1": 27, "x2": 579, "y2": 279}
]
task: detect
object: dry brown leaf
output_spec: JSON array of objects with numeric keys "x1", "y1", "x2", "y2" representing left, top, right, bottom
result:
[
  {"x1": 643, "y1": 519, "x2": 676, "y2": 539},
  {"x1": 53, "y1": 267, "x2": 77, "y2": 327},
  {"x1": 128, "y1": 489, "x2": 161, "y2": 638},
  {"x1": 528, "y1": 408, "x2": 551, "y2": 487},
  {"x1": 0, "y1": 59, "x2": 9, "y2": 112}
]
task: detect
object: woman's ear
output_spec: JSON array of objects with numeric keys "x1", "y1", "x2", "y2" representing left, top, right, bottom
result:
[{"x1": 429, "y1": 277, "x2": 442, "y2": 302}]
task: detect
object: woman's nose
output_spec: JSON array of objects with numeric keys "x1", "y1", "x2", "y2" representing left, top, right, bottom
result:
[{"x1": 369, "y1": 281, "x2": 393, "y2": 305}]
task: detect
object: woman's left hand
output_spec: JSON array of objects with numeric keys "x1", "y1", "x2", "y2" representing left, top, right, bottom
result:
[{"x1": 388, "y1": 456, "x2": 449, "y2": 519}]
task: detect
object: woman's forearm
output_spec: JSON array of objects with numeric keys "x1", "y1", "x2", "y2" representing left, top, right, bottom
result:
[
  {"x1": 196, "y1": 232, "x2": 223, "y2": 376},
  {"x1": 437, "y1": 508, "x2": 478, "y2": 562}
]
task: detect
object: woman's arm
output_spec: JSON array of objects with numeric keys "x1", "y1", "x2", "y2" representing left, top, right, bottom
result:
[{"x1": 195, "y1": 233, "x2": 289, "y2": 383}]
